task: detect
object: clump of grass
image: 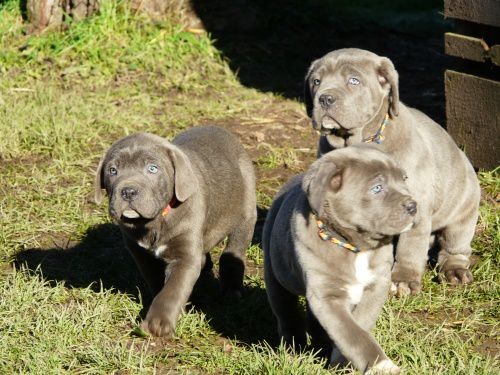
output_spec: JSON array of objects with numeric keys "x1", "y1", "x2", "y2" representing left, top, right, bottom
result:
[
  {"x1": 247, "y1": 244, "x2": 264, "y2": 266},
  {"x1": 0, "y1": 266, "x2": 147, "y2": 373},
  {"x1": 0, "y1": 0, "x2": 225, "y2": 85},
  {"x1": 256, "y1": 145, "x2": 302, "y2": 171},
  {"x1": 474, "y1": 169, "x2": 500, "y2": 275}
]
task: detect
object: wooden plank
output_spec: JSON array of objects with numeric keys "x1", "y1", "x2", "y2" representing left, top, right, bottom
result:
[
  {"x1": 445, "y1": 32, "x2": 500, "y2": 66},
  {"x1": 445, "y1": 70, "x2": 500, "y2": 170},
  {"x1": 445, "y1": 32, "x2": 488, "y2": 62},
  {"x1": 490, "y1": 45, "x2": 500, "y2": 66},
  {"x1": 444, "y1": 0, "x2": 500, "y2": 28}
]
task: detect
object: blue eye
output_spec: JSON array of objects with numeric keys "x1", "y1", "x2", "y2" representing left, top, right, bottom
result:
[
  {"x1": 109, "y1": 167, "x2": 117, "y2": 176},
  {"x1": 348, "y1": 77, "x2": 360, "y2": 86},
  {"x1": 147, "y1": 164, "x2": 158, "y2": 174},
  {"x1": 370, "y1": 184, "x2": 383, "y2": 194},
  {"x1": 313, "y1": 78, "x2": 321, "y2": 86}
]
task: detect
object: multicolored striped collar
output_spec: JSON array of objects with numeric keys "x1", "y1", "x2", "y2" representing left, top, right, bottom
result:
[
  {"x1": 161, "y1": 196, "x2": 178, "y2": 217},
  {"x1": 363, "y1": 113, "x2": 390, "y2": 144},
  {"x1": 314, "y1": 215, "x2": 361, "y2": 253}
]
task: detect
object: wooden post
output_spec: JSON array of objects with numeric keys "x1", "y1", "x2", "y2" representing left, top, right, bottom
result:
[{"x1": 444, "y1": 0, "x2": 500, "y2": 170}]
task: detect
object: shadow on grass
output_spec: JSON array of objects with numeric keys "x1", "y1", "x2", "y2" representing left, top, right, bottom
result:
[
  {"x1": 13, "y1": 206, "x2": 276, "y2": 345},
  {"x1": 188, "y1": 205, "x2": 277, "y2": 345},
  {"x1": 13, "y1": 223, "x2": 146, "y2": 300},
  {"x1": 191, "y1": 0, "x2": 450, "y2": 124},
  {"x1": 190, "y1": 267, "x2": 277, "y2": 346}
]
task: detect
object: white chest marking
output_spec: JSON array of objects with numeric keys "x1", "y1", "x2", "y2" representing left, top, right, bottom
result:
[
  {"x1": 137, "y1": 241, "x2": 167, "y2": 258},
  {"x1": 137, "y1": 240, "x2": 149, "y2": 249},
  {"x1": 153, "y1": 245, "x2": 167, "y2": 258},
  {"x1": 346, "y1": 252, "x2": 375, "y2": 305}
]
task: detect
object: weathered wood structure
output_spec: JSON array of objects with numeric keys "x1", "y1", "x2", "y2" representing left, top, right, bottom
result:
[{"x1": 444, "y1": 0, "x2": 500, "y2": 170}]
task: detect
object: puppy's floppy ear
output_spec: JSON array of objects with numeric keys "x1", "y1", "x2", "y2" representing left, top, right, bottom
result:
[
  {"x1": 304, "y1": 58, "x2": 320, "y2": 118},
  {"x1": 164, "y1": 143, "x2": 196, "y2": 202},
  {"x1": 377, "y1": 57, "x2": 399, "y2": 118},
  {"x1": 302, "y1": 158, "x2": 343, "y2": 217},
  {"x1": 94, "y1": 156, "x2": 105, "y2": 205}
]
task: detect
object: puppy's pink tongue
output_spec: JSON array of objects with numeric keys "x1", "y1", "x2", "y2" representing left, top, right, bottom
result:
[{"x1": 122, "y1": 209, "x2": 140, "y2": 219}]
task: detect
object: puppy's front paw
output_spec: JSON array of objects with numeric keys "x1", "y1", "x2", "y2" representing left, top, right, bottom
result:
[
  {"x1": 390, "y1": 280, "x2": 421, "y2": 297},
  {"x1": 365, "y1": 359, "x2": 401, "y2": 375},
  {"x1": 438, "y1": 253, "x2": 473, "y2": 285},
  {"x1": 391, "y1": 266, "x2": 422, "y2": 297},
  {"x1": 140, "y1": 311, "x2": 175, "y2": 338},
  {"x1": 441, "y1": 268, "x2": 473, "y2": 285}
]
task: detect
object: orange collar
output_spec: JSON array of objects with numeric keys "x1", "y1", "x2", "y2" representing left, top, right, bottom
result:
[{"x1": 161, "y1": 197, "x2": 177, "y2": 217}]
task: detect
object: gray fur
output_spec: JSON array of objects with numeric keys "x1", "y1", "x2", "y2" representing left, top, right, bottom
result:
[
  {"x1": 304, "y1": 48, "x2": 480, "y2": 296},
  {"x1": 263, "y1": 144, "x2": 416, "y2": 374},
  {"x1": 95, "y1": 126, "x2": 257, "y2": 337}
]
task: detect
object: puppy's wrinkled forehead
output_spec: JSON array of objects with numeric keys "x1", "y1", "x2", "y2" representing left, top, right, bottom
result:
[
  {"x1": 328, "y1": 146, "x2": 403, "y2": 177},
  {"x1": 316, "y1": 56, "x2": 374, "y2": 79},
  {"x1": 340, "y1": 158, "x2": 392, "y2": 183},
  {"x1": 105, "y1": 134, "x2": 165, "y2": 168},
  {"x1": 107, "y1": 144, "x2": 157, "y2": 168}
]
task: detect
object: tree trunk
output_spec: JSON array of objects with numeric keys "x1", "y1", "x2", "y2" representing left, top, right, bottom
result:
[{"x1": 26, "y1": 0, "x2": 202, "y2": 33}]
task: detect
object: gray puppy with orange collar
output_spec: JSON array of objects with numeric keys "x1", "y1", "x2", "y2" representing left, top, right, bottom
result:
[
  {"x1": 95, "y1": 126, "x2": 256, "y2": 337},
  {"x1": 263, "y1": 144, "x2": 417, "y2": 374},
  {"x1": 304, "y1": 48, "x2": 480, "y2": 296}
]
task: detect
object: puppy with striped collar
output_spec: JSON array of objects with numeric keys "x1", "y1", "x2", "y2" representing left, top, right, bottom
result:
[{"x1": 262, "y1": 144, "x2": 416, "y2": 374}]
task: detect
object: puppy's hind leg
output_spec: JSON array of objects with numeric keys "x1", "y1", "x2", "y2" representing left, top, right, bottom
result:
[
  {"x1": 437, "y1": 202, "x2": 478, "y2": 285},
  {"x1": 219, "y1": 213, "x2": 256, "y2": 298},
  {"x1": 264, "y1": 260, "x2": 307, "y2": 350}
]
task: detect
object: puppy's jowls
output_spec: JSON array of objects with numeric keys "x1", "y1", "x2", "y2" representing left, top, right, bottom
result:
[
  {"x1": 304, "y1": 48, "x2": 481, "y2": 296},
  {"x1": 263, "y1": 145, "x2": 415, "y2": 374},
  {"x1": 95, "y1": 126, "x2": 256, "y2": 337}
]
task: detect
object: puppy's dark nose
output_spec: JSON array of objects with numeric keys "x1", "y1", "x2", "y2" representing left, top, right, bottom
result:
[
  {"x1": 121, "y1": 187, "x2": 138, "y2": 201},
  {"x1": 318, "y1": 94, "x2": 335, "y2": 108},
  {"x1": 404, "y1": 200, "x2": 417, "y2": 216}
]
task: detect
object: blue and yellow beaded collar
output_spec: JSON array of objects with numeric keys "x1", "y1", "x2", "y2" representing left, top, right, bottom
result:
[{"x1": 363, "y1": 113, "x2": 390, "y2": 144}]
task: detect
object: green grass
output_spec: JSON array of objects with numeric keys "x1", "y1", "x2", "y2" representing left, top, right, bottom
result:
[
  {"x1": 0, "y1": 1, "x2": 499, "y2": 373},
  {"x1": 256, "y1": 145, "x2": 302, "y2": 171}
]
